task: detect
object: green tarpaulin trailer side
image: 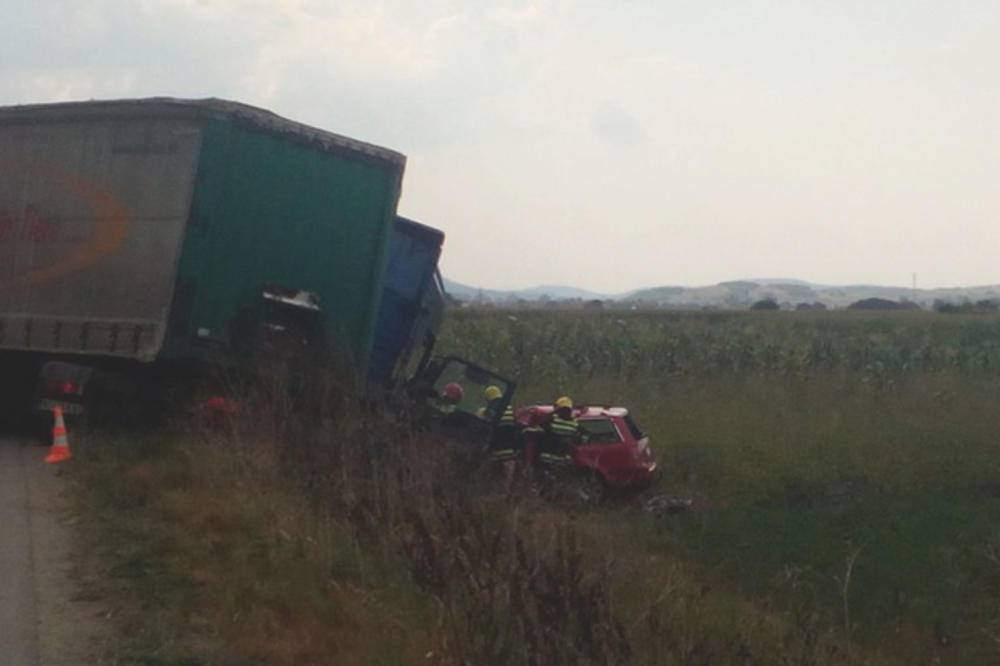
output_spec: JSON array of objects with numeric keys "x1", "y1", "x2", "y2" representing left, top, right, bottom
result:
[{"x1": 164, "y1": 111, "x2": 404, "y2": 368}]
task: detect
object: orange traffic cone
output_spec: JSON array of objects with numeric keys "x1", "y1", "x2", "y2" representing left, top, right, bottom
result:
[{"x1": 45, "y1": 406, "x2": 72, "y2": 463}]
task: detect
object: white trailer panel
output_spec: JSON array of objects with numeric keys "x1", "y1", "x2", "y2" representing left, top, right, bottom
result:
[{"x1": 0, "y1": 112, "x2": 201, "y2": 360}]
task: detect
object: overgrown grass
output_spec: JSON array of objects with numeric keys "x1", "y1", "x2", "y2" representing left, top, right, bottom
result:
[{"x1": 70, "y1": 356, "x2": 884, "y2": 665}]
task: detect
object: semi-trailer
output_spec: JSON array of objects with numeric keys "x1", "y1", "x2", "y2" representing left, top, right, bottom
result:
[{"x1": 0, "y1": 98, "x2": 438, "y2": 415}]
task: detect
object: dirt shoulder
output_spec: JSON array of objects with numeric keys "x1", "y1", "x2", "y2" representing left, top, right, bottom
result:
[{"x1": 0, "y1": 438, "x2": 111, "y2": 665}]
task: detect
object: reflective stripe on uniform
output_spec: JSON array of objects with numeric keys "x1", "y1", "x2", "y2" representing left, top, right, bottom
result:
[{"x1": 549, "y1": 417, "x2": 578, "y2": 436}]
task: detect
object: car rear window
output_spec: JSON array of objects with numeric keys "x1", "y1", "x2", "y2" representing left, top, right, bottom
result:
[{"x1": 579, "y1": 418, "x2": 622, "y2": 444}]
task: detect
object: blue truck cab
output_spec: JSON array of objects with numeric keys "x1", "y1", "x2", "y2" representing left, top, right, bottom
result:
[{"x1": 368, "y1": 216, "x2": 446, "y2": 387}]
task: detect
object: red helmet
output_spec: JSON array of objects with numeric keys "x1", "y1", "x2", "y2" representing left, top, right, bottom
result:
[{"x1": 442, "y1": 382, "x2": 464, "y2": 403}]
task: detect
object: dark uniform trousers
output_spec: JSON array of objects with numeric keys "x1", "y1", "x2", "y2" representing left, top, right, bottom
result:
[
  {"x1": 490, "y1": 405, "x2": 522, "y2": 462},
  {"x1": 540, "y1": 415, "x2": 578, "y2": 466}
]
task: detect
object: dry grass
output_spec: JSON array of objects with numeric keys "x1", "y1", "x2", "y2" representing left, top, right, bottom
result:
[{"x1": 70, "y1": 358, "x2": 895, "y2": 665}]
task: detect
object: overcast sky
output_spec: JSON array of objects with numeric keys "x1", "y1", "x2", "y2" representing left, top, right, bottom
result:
[{"x1": 3, "y1": 1, "x2": 999, "y2": 292}]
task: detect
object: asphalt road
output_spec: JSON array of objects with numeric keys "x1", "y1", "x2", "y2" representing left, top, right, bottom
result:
[{"x1": 0, "y1": 437, "x2": 106, "y2": 665}]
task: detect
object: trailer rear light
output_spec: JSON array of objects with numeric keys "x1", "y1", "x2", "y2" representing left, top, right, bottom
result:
[
  {"x1": 46, "y1": 379, "x2": 79, "y2": 397},
  {"x1": 202, "y1": 395, "x2": 241, "y2": 414}
]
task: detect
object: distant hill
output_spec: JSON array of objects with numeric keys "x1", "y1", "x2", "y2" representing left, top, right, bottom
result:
[
  {"x1": 627, "y1": 281, "x2": 1000, "y2": 309},
  {"x1": 443, "y1": 278, "x2": 612, "y2": 302},
  {"x1": 744, "y1": 278, "x2": 818, "y2": 287},
  {"x1": 445, "y1": 276, "x2": 1000, "y2": 309}
]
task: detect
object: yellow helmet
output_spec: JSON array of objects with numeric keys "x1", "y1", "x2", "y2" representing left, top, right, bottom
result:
[
  {"x1": 555, "y1": 396, "x2": 573, "y2": 409},
  {"x1": 484, "y1": 385, "x2": 503, "y2": 401}
]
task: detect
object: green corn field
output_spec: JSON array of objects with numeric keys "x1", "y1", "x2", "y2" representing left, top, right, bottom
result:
[{"x1": 442, "y1": 309, "x2": 1000, "y2": 384}]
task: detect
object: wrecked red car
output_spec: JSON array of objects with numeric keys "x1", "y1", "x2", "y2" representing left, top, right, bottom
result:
[{"x1": 516, "y1": 405, "x2": 657, "y2": 488}]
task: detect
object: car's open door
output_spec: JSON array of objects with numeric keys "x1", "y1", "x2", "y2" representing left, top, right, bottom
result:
[{"x1": 408, "y1": 355, "x2": 516, "y2": 451}]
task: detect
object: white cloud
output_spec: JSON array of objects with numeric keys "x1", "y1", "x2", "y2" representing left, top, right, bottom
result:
[
  {"x1": 590, "y1": 101, "x2": 644, "y2": 146},
  {"x1": 3, "y1": 0, "x2": 1000, "y2": 290},
  {"x1": 487, "y1": 4, "x2": 542, "y2": 26}
]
